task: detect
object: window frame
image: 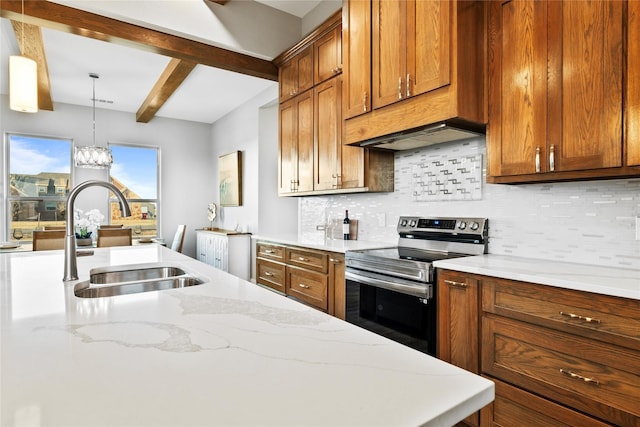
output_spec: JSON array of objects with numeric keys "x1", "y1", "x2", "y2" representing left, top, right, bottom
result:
[
  {"x1": 4, "y1": 132, "x2": 74, "y2": 241},
  {"x1": 107, "y1": 141, "x2": 161, "y2": 237}
]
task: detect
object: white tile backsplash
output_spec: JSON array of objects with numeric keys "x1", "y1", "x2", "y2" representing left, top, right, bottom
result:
[{"x1": 299, "y1": 138, "x2": 640, "y2": 269}]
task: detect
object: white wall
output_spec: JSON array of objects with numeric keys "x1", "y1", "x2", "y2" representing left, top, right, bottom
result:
[
  {"x1": 1, "y1": 95, "x2": 213, "y2": 258},
  {"x1": 301, "y1": 1, "x2": 342, "y2": 36},
  {"x1": 299, "y1": 139, "x2": 640, "y2": 270},
  {"x1": 209, "y1": 84, "x2": 297, "y2": 237}
]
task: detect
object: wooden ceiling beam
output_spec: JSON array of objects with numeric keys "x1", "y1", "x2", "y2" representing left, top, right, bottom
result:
[
  {"x1": 136, "y1": 58, "x2": 197, "y2": 123},
  {"x1": 0, "y1": 0, "x2": 277, "y2": 81},
  {"x1": 10, "y1": 20, "x2": 54, "y2": 111}
]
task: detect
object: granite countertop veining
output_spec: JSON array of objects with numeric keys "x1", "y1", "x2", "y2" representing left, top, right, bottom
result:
[
  {"x1": 1, "y1": 246, "x2": 493, "y2": 426},
  {"x1": 434, "y1": 254, "x2": 640, "y2": 300}
]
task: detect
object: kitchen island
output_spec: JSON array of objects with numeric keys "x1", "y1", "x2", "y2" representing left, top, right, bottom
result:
[{"x1": 1, "y1": 245, "x2": 493, "y2": 426}]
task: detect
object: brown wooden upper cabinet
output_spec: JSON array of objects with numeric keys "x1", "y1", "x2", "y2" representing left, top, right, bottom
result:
[
  {"x1": 342, "y1": 0, "x2": 486, "y2": 145},
  {"x1": 279, "y1": 46, "x2": 313, "y2": 103},
  {"x1": 487, "y1": 0, "x2": 640, "y2": 183},
  {"x1": 279, "y1": 90, "x2": 314, "y2": 194},
  {"x1": 371, "y1": 0, "x2": 451, "y2": 110},
  {"x1": 314, "y1": 25, "x2": 342, "y2": 85},
  {"x1": 275, "y1": 10, "x2": 394, "y2": 197}
]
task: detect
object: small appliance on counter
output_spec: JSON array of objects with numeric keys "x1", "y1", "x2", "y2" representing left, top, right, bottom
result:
[{"x1": 345, "y1": 216, "x2": 488, "y2": 356}]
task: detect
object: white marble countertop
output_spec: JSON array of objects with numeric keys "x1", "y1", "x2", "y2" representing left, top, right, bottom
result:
[
  {"x1": 1, "y1": 246, "x2": 493, "y2": 426},
  {"x1": 252, "y1": 234, "x2": 393, "y2": 254},
  {"x1": 434, "y1": 254, "x2": 640, "y2": 300}
]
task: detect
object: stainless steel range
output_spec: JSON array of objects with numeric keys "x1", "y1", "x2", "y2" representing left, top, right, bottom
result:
[{"x1": 345, "y1": 216, "x2": 488, "y2": 356}]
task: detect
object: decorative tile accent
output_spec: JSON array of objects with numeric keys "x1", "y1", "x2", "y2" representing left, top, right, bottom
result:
[{"x1": 411, "y1": 154, "x2": 482, "y2": 201}]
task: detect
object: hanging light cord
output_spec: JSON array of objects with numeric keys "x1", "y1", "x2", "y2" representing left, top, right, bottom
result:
[
  {"x1": 20, "y1": 0, "x2": 25, "y2": 54},
  {"x1": 92, "y1": 75, "x2": 96, "y2": 146}
]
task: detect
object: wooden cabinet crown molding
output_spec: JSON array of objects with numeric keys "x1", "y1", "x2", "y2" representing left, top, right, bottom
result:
[{"x1": 272, "y1": 9, "x2": 342, "y2": 67}]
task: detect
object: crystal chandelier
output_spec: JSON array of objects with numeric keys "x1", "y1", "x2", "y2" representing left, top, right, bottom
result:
[
  {"x1": 9, "y1": 0, "x2": 38, "y2": 113},
  {"x1": 74, "y1": 73, "x2": 113, "y2": 169}
]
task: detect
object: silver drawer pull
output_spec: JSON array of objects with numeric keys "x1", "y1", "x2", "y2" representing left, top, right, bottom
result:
[
  {"x1": 264, "y1": 249, "x2": 274, "y2": 254},
  {"x1": 329, "y1": 258, "x2": 341, "y2": 263},
  {"x1": 264, "y1": 272, "x2": 274, "y2": 277},
  {"x1": 560, "y1": 369, "x2": 600, "y2": 385},
  {"x1": 444, "y1": 279, "x2": 467, "y2": 288},
  {"x1": 298, "y1": 257, "x2": 308, "y2": 262},
  {"x1": 559, "y1": 311, "x2": 601, "y2": 324},
  {"x1": 298, "y1": 283, "x2": 311, "y2": 289}
]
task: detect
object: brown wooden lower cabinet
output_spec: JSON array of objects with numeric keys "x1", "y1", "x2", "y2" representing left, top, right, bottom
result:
[
  {"x1": 255, "y1": 240, "x2": 345, "y2": 317},
  {"x1": 436, "y1": 268, "x2": 640, "y2": 427},
  {"x1": 480, "y1": 379, "x2": 611, "y2": 427}
]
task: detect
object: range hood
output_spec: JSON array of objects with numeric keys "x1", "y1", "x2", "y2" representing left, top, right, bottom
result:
[{"x1": 356, "y1": 120, "x2": 485, "y2": 151}]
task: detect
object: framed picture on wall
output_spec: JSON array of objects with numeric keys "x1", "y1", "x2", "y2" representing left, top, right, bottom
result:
[{"x1": 219, "y1": 151, "x2": 242, "y2": 206}]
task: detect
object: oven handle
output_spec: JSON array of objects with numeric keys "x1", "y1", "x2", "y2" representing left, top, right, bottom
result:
[{"x1": 345, "y1": 270, "x2": 432, "y2": 299}]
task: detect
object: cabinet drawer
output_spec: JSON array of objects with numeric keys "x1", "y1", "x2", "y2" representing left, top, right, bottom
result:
[
  {"x1": 256, "y1": 259, "x2": 286, "y2": 293},
  {"x1": 482, "y1": 277, "x2": 640, "y2": 352},
  {"x1": 482, "y1": 379, "x2": 611, "y2": 427},
  {"x1": 286, "y1": 247, "x2": 328, "y2": 273},
  {"x1": 286, "y1": 266, "x2": 328, "y2": 311},
  {"x1": 482, "y1": 316, "x2": 640, "y2": 426},
  {"x1": 256, "y1": 242, "x2": 285, "y2": 261}
]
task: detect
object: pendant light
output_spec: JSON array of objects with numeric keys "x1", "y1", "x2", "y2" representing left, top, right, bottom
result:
[
  {"x1": 9, "y1": 0, "x2": 38, "y2": 113},
  {"x1": 74, "y1": 73, "x2": 113, "y2": 169}
]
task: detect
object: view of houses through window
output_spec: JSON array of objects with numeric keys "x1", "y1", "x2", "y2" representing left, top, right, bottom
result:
[
  {"x1": 108, "y1": 144, "x2": 159, "y2": 239},
  {"x1": 7, "y1": 134, "x2": 71, "y2": 242},
  {"x1": 5, "y1": 134, "x2": 159, "y2": 243}
]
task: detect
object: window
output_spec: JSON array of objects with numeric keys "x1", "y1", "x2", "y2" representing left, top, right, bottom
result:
[
  {"x1": 108, "y1": 144, "x2": 159, "y2": 239},
  {"x1": 6, "y1": 133, "x2": 72, "y2": 242}
]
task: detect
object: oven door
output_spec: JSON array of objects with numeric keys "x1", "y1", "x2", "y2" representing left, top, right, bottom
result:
[{"x1": 345, "y1": 269, "x2": 436, "y2": 356}]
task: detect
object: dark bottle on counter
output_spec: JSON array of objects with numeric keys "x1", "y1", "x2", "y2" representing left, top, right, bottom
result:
[{"x1": 343, "y1": 210, "x2": 350, "y2": 240}]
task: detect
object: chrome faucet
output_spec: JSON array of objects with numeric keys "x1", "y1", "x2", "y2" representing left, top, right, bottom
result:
[{"x1": 63, "y1": 180, "x2": 131, "y2": 281}]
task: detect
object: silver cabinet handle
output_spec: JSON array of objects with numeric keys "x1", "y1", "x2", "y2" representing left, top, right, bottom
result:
[
  {"x1": 298, "y1": 257, "x2": 308, "y2": 262},
  {"x1": 560, "y1": 369, "x2": 599, "y2": 385},
  {"x1": 264, "y1": 271, "x2": 274, "y2": 277},
  {"x1": 535, "y1": 147, "x2": 541, "y2": 173},
  {"x1": 406, "y1": 73, "x2": 411, "y2": 97},
  {"x1": 363, "y1": 92, "x2": 368, "y2": 112},
  {"x1": 559, "y1": 311, "x2": 601, "y2": 324},
  {"x1": 298, "y1": 283, "x2": 311, "y2": 289},
  {"x1": 264, "y1": 249, "x2": 274, "y2": 254},
  {"x1": 549, "y1": 144, "x2": 555, "y2": 171},
  {"x1": 398, "y1": 76, "x2": 403, "y2": 99},
  {"x1": 329, "y1": 258, "x2": 341, "y2": 263},
  {"x1": 444, "y1": 279, "x2": 467, "y2": 288}
]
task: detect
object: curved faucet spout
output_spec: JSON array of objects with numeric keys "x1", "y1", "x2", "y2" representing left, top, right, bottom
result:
[{"x1": 63, "y1": 180, "x2": 132, "y2": 282}]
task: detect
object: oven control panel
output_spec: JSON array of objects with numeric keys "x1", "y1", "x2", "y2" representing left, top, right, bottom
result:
[{"x1": 397, "y1": 216, "x2": 487, "y2": 236}]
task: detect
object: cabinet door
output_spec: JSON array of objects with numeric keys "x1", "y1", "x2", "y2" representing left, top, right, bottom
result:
[
  {"x1": 279, "y1": 98, "x2": 298, "y2": 194},
  {"x1": 629, "y1": 0, "x2": 640, "y2": 166},
  {"x1": 279, "y1": 47, "x2": 313, "y2": 102},
  {"x1": 437, "y1": 270, "x2": 480, "y2": 427},
  {"x1": 406, "y1": 0, "x2": 451, "y2": 98},
  {"x1": 488, "y1": 0, "x2": 548, "y2": 177},
  {"x1": 296, "y1": 91, "x2": 314, "y2": 192},
  {"x1": 547, "y1": 0, "x2": 623, "y2": 172},
  {"x1": 314, "y1": 77, "x2": 341, "y2": 191},
  {"x1": 196, "y1": 233, "x2": 206, "y2": 263},
  {"x1": 343, "y1": 0, "x2": 372, "y2": 119},
  {"x1": 279, "y1": 90, "x2": 314, "y2": 194},
  {"x1": 372, "y1": 0, "x2": 407, "y2": 109},
  {"x1": 328, "y1": 254, "x2": 345, "y2": 319},
  {"x1": 314, "y1": 25, "x2": 342, "y2": 85}
]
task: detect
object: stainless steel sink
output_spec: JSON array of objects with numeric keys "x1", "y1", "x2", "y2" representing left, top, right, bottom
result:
[
  {"x1": 90, "y1": 265, "x2": 188, "y2": 284},
  {"x1": 74, "y1": 262, "x2": 206, "y2": 298}
]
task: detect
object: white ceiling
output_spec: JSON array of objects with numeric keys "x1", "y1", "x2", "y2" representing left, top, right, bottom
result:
[{"x1": 0, "y1": 0, "x2": 324, "y2": 124}]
